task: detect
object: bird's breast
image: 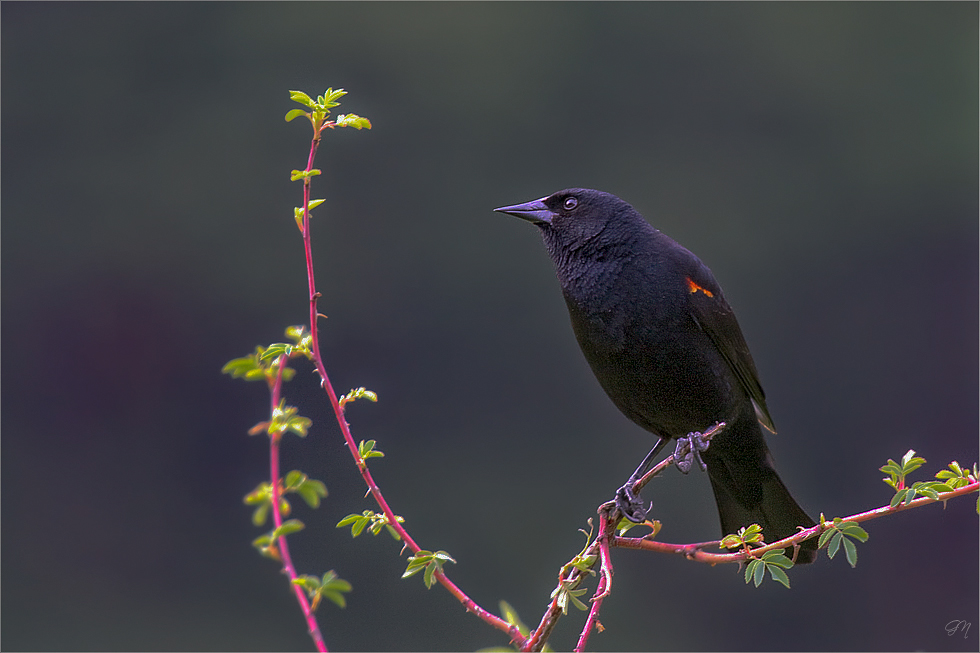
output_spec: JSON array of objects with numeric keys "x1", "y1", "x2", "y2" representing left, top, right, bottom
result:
[{"x1": 563, "y1": 276, "x2": 738, "y2": 439}]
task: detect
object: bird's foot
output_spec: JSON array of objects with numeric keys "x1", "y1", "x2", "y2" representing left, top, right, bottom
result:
[
  {"x1": 673, "y1": 430, "x2": 709, "y2": 474},
  {"x1": 615, "y1": 483, "x2": 652, "y2": 523}
]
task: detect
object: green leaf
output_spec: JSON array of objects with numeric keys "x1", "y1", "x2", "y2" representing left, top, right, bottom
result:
[
  {"x1": 292, "y1": 571, "x2": 351, "y2": 611},
  {"x1": 827, "y1": 532, "x2": 842, "y2": 559},
  {"x1": 351, "y1": 516, "x2": 369, "y2": 537},
  {"x1": 322, "y1": 589, "x2": 348, "y2": 609},
  {"x1": 762, "y1": 552, "x2": 793, "y2": 569},
  {"x1": 285, "y1": 325, "x2": 307, "y2": 342},
  {"x1": 819, "y1": 518, "x2": 868, "y2": 566},
  {"x1": 222, "y1": 356, "x2": 259, "y2": 378},
  {"x1": 320, "y1": 571, "x2": 352, "y2": 608},
  {"x1": 743, "y1": 559, "x2": 763, "y2": 587},
  {"x1": 260, "y1": 343, "x2": 292, "y2": 360},
  {"x1": 272, "y1": 518, "x2": 305, "y2": 540},
  {"x1": 720, "y1": 535, "x2": 741, "y2": 549},
  {"x1": 900, "y1": 449, "x2": 926, "y2": 474},
  {"x1": 266, "y1": 402, "x2": 311, "y2": 439},
  {"x1": 402, "y1": 552, "x2": 431, "y2": 579},
  {"x1": 336, "y1": 514, "x2": 360, "y2": 527},
  {"x1": 336, "y1": 510, "x2": 394, "y2": 538},
  {"x1": 403, "y1": 550, "x2": 454, "y2": 588},
  {"x1": 289, "y1": 90, "x2": 315, "y2": 107},
  {"x1": 337, "y1": 513, "x2": 373, "y2": 537},
  {"x1": 297, "y1": 479, "x2": 328, "y2": 508},
  {"x1": 567, "y1": 588, "x2": 589, "y2": 611},
  {"x1": 251, "y1": 534, "x2": 279, "y2": 560},
  {"x1": 551, "y1": 582, "x2": 588, "y2": 614},
  {"x1": 934, "y1": 474, "x2": 967, "y2": 490},
  {"x1": 890, "y1": 489, "x2": 909, "y2": 508},
  {"x1": 318, "y1": 87, "x2": 347, "y2": 109},
  {"x1": 433, "y1": 551, "x2": 456, "y2": 564},
  {"x1": 335, "y1": 113, "x2": 372, "y2": 130},
  {"x1": 308, "y1": 199, "x2": 326, "y2": 211},
  {"x1": 571, "y1": 554, "x2": 597, "y2": 573},
  {"x1": 285, "y1": 108, "x2": 309, "y2": 122},
  {"x1": 244, "y1": 482, "x2": 272, "y2": 504},
  {"x1": 842, "y1": 536, "x2": 858, "y2": 567},
  {"x1": 721, "y1": 523, "x2": 764, "y2": 549},
  {"x1": 879, "y1": 461, "x2": 903, "y2": 476},
  {"x1": 285, "y1": 415, "x2": 312, "y2": 437},
  {"x1": 914, "y1": 483, "x2": 937, "y2": 499},
  {"x1": 499, "y1": 600, "x2": 530, "y2": 636},
  {"x1": 343, "y1": 388, "x2": 380, "y2": 407},
  {"x1": 767, "y1": 564, "x2": 791, "y2": 589},
  {"x1": 839, "y1": 522, "x2": 869, "y2": 542},
  {"x1": 358, "y1": 439, "x2": 384, "y2": 459},
  {"x1": 284, "y1": 470, "x2": 304, "y2": 489},
  {"x1": 744, "y1": 552, "x2": 797, "y2": 587},
  {"x1": 616, "y1": 517, "x2": 644, "y2": 537},
  {"x1": 290, "y1": 169, "x2": 322, "y2": 182},
  {"x1": 423, "y1": 560, "x2": 438, "y2": 588},
  {"x1": 321, "y1": 571, "x2": 352, "y2": 591},
  {"x1": 401, "y1": 562, "x2": 426, "y2": 578},
  {"x1": 292, "y1": 575, "x2": 322, "y2": 592},
  {"x1": 816, "y1": 530, "x2": 832, "y2": 549},
  {"x1": 251, "y1": 502, "x2": 270, "y2": 527}
]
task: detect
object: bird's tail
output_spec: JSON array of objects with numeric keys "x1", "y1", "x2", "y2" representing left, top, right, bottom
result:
[{"x1": 703, "y1": 411, "x2": 818, "y2": 564}]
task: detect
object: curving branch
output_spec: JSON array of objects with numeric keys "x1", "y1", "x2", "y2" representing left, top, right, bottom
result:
[
  {"x1": 614, "y1": 479, "x2": 979, "y2": 563},
  {"x1": 528, "y1": 428, "x2": 977, "y2": 652},
  {"x1": 267, "y1": 355, "x2": 328, "y2": 652},
  {"x1": 295, "y1": 109, "x2": 527, "y2": 648}
]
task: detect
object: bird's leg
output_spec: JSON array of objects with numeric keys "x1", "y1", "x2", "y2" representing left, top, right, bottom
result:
[
  {"x1": 614, "y1": 437, "x2": 669, "y2": 523},
  {"x1": 673, "y1": 429, "x2": 710, "y2": 474}
]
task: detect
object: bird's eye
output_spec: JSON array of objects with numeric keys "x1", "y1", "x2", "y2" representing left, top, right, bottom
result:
[{"x1": 563, "y1": 197, "x2": 578, "y2": 211}]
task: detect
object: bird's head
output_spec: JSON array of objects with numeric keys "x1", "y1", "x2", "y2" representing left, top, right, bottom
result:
[{"x1": 494, "y1": 188, "x2": 642, "y2": 253}]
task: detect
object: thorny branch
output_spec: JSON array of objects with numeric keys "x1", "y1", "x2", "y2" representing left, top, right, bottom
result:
[
  {"x1": 297, "y1": 122, "x2": 526, "y2": 648},
  {"x1": 526, "y1": 421, "x2": 978, "y2": 652}
]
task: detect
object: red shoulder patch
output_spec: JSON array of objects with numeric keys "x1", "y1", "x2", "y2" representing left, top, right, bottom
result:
[{"x1": 685, "y1": 277, "x2": 714, "y2": 297}]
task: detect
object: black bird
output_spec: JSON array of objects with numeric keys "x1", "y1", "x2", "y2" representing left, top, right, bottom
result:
[{"x1": 495, "y1": 188, "x2": 817, "y2": 563}]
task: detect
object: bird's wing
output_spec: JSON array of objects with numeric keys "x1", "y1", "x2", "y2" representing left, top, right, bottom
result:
[{"x1": 684, "y1": 266, "x2": 776, "y2": 433}]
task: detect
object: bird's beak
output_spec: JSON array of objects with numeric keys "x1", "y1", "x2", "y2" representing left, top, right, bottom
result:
[{"x1": 493, "y1": 197, "x2": 554, "y2": 225}]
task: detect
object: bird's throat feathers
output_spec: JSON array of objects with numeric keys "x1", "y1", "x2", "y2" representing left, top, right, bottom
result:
[{"x1": 540, "y1": 216, "x2": 660, "y2": 304}]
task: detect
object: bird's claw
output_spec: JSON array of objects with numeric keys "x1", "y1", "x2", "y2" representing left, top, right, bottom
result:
[
  {"x1": 615, "y1": 483, "x2": 653, "y2": 523},
  {"x1": 673, "y1": 430, "x2": 709, "y2": 474}
]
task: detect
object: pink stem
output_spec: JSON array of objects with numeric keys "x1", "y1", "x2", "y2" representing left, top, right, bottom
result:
[
  {"x1": 614, "y1": 480, "x2": 980, "y2": 562},
  {"x1": 525, "y1": 592, "x2": 564, "y2": 652},
  {"x1": 270, "y1": 355, "x2": 328, "y2": 652},
  {"x1": 531, "y1": 475, "x2": 978, "y2": 651},
  {"x1": 299, "y1": 134, "x2": 525, "y2": 647},
  {"x1": 574, "y1": 515, "x2": 614, "y2": 652}
]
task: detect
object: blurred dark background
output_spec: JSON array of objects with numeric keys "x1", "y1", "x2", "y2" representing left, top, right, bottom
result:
[{"x1": 2, "y1": 3, "x2": 977, "y2": 651}]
